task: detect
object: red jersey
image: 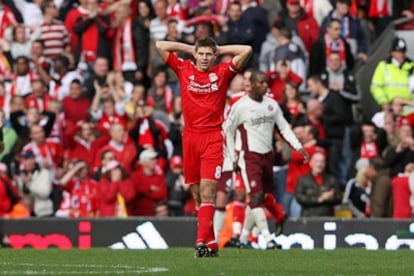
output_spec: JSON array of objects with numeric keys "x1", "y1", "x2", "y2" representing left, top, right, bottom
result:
[
  {"x1": 65, "y1": 178, "x2": 98, "y2": 218},
  {"x1": 391, "y1": 175, "x2": 412, "y2": 219},
  {"x1": 165, "y1": 52, "x2": 239, "y2": 132},
  {"x1": 286, "y1": 144, "x2": 318, "y2": 193}
]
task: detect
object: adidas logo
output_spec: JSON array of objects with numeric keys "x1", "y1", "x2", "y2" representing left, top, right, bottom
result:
[{"x1": 110, "y1": 222, "x2": 168, "y2": 250}]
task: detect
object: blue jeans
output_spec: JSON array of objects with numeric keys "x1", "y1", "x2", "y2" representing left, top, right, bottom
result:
[
  {"x1": 283, "y1": 192, "x2": 302, "y2": 218},
  {"x1": 273, "y1": 166, "x2": 287, "y2": 204}
]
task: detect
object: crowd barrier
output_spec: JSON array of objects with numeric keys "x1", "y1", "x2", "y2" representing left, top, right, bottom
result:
[{"x1": 1, "y1": 218, "x2": 414, "y2": 250}]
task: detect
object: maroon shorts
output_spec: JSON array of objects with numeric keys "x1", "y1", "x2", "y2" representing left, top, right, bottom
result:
[
  {"x1": 217, "y1": 171, "x2": 232, "y2": 193},
  {"x1": 239, "y1": 151, "x2": 274, "y2": 194},
  {"x1": 182, "y1": 130, "x2": 224, "y2": 184}
]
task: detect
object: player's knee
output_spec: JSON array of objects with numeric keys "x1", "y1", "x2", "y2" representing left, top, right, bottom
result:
[
  {"x1": 249, "y1": 192, "x2": 264, "y2": 208},
  {"x1": 215, "y1": 190, "x2": 227, "y2": 208},
  {"x1": 200, "y1": 186, "x2": 216, "y2": 203}
]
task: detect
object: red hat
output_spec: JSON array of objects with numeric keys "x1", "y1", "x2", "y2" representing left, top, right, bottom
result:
[
  {"x1": 170, "y1": 155, "x2": 183, "y2": 169},
  {"x1": 287, "y1": 0, "x2": 300, "y2": 4}
]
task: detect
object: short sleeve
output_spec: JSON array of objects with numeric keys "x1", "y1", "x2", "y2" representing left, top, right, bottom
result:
[{"x1": 165, "y1": 52, "x2": 184, "y2": 74}]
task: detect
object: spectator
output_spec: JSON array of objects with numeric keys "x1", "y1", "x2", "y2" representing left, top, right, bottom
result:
[
  {"x1": 273, "y1": 28, "x2": 307, "y2": 89},
  {"x1": 260, "y1": 20, "x2": 306, "y2": 73},
  {"x1": 391, "y1": 162, "x2": 414, "y2": 219},
  {"x1": 4, "y1": 24, "x2": 40, "y2": 59},
  {"x1": 58, "y1": 159, "x2": 98, "y2": 218},
  {"x1": 106, "y1": 70, "x2": 133, "y2": 102},
  {"x1": 309, "y1": 18, "x2": 354, "y2": 75},
  {"x1": 130, "y1": 148, "x2": 168, "y2": 216},
  {"x1": 62, "y1": 79, "x2": 90, "y2": 125},
  {"x1": 370, "y1": 37, "x2": 414, "y2": 112},
  {"x1": 64, "y1": 0, "x2": 89, "y2": 54},
  {"x1": 22, "y1": 124, "x2": 64, "y2": 178},
  {"x1": 148, "y1": 0, "x2": 169, "y2": 78},
  {"x1": 240, "y1": 0, "x2": 269, "y2": 67},
  {"x1": 83, "y1": 57, "x2": 109, "y2": 101},
  {"x1": 295, "y1": 151, "x2": 342, "y2": 217},
  {"x1": 97, "y1": 160, "x2": 135, "y2": 217},
  {"x1": 277, "y1": 0, "x2": 319, "y2": 54},
  {"x1": 166, "y1": 155, "x2": 190, "y2": 216},
  {"x1": 368, "y1": 0, "x2": 413, "y2": 37},
  {"x1": 95, "y1": 123, "x2": 137, "y2": 172},
  {"x1": 10, "y1": 106, "x2": 55, "y2": 151},
  {"x1": 17, "y1": 150, "x2": 54, "y2": 217},
  {"x1": 38, "y1": 55, "x2": 83, "y2": 101},
  {"x1": 266, "y1": 59, "x2": 303, "y2": 103},
  {"x1": 12, "y1": 0, "x2": 42, "y2": 27},
  {"x1": 112, "y1": 4, "x2": 137, "y2": 79},
  {"x1": 307, "y1": 74, "x2": 348, "y2": 181},
  {"x1": 0, "y1": 0, "x2": 17, "y2": 38},
  {"x1": 280, "y1": 80, "x2": 305, "y2": 123},
  {"x1": 342, "y1": 158, "x2": 372, "y2": 218},
  {"x1": 0, "y1": 39, "x2": 13, "y2": 80},
  {"x1": 94, "y1": 98, "x2": 127, "y2": 132},
  {"x1": 128, "y1": 103, "x2": 169, "y2": 169},
  {"x1": 320, "y1": 0, "x2": 367, "y2": 61},
  {"x1": 0, "y1": 162, "x2": 29, "y2": 218},
  {"x1": 124, "y1": 83, "x2": 150, "y2": 120},
  {"x1": 73, "y1": 0, "x2": 112, "y2": 67},
  {"x1": 285, "y1": 125, "x2": 320, "y2": 218},
  {"x1": 92, "y1": 149, "x2": 115, "y2": 181},
  {"x1": 64, "y1": 121, "x2": 109, "y2": 169},
  {"x1": 23, "y1": 79, "x2": 53, "y2": 115},
  {"x1": 296, "y1": 98, "x2": 325, "y2": 141},
  {"x1": 226, "y1": 2, "x2": 254, "y2": 46},
  {"x1": 348, "y1": 122, "x2": 387, "y2": 178},
  {"x1": 299, "y1": 0, "x2": 332, "y2": 25},
  {"x1": 148, "y1": 66, "x2": 174, "y2": 116},
  {"x1": 0, "y1": 109, "x2": 17, "y2": 161},
  {"x1": 132, "y1": 0, "x2": 155, "y2": 85},
  {"x1": 366, "y1": 157, "x2": 392, "y2": 218},
  {"x1": 39, "y1": 0, "x2": 71, "y2": 59},
  {"x1": 30, "y1": 39, "x2": 52, "y2": 75},
  {"x1": 384, "y1": 124, "x2": 414, "y2": 178},
  {"x1": 10, "y1": 56, "x2": 37, "y2": 97}
]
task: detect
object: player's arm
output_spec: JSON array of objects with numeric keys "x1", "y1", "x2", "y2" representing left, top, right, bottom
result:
[
  {"x1": 216, "y1": 44, "x2": 253, "y2": 69},
  {"x1": 224, "y1": 104, "x2": 242, "y2": 165},
  {"x1": 155, "y1": 41, "x2": 194, "y2": 62},
  {"x1": 273, "y1": 104, "x2": 308, "y2": 161}
]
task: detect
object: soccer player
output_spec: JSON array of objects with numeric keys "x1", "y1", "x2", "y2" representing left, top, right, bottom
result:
[
  {"x1": 156, "y1": 38, "x2": 252, "y2": 257},
  {"x1": 225, "y1": 70, "x2": 308, "y2": 249}
]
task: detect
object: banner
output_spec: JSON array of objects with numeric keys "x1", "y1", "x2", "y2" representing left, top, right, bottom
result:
[{"x1": 1, "y1": 218, "x2": 414, "y2": 250}]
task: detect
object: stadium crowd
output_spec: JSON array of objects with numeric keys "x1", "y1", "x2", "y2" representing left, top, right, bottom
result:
[{"x1": 0, "y1": 0, "x2": 413, "y2": 229}]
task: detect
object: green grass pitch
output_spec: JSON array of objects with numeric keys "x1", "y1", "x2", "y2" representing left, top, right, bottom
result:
[{"x1": 1, "y1": 248, "x2": 414, "y2": 275}]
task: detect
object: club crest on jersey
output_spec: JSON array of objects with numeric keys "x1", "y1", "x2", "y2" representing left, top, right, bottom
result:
[
  {"x1": 268, "y1": 105, "x2": 274, "y2": 111},
  {"x1": 208, "y1": 73, "x2": 218, "y2": 82},
  {"x1": 189, "y1": 75, "x2": 194, "y2": 81}
]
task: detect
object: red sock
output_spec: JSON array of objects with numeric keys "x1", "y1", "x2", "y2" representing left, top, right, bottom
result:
[
  {"x1": 263, "y1": 193, "x2": 286, "y2": 223},
  {"x1": 232, "y1": 200, "x2": 246, "y2": 227},
  {"x1": 196, "y1": 203, "x2": 215, "y2": 246}
]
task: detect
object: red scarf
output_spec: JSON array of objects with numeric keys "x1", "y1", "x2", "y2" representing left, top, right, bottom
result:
[
  {"x1": 0, "y1": 6, "x2": 16, "y2": 37},
  {"x1": 113, "y1": 18, "x2": 137, "y2": 72},
  {"x1": 324, "y1": 34, "x2": 346, "y2": 62}
]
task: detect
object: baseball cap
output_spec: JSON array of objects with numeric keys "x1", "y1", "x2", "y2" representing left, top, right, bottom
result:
[
  {"x1": 21, "y1": 150, "x2": 35, "y2": 159},
  {"x1": 391, "y1": 37, "x2": 407, "y2": 52},
  {"x1": 139, "y1": 149, "x2": 158, "y2": 164},
  {"x1": 287, "y1": 0, "x2": 300, "y2": 4},
  {"x1": 170, "y1": 155, "x2": 183, "y2": 169}
]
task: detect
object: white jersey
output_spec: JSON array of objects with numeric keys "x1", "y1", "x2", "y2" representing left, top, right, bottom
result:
[{"x1": 225, "y1": 95, "x2": 302, "y2": 162}]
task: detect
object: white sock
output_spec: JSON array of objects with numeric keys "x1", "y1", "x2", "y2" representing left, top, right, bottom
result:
[
  {"x1": 232, "y1": 222, "x2": 242, "y2": 237},
  {"x1": 239, "y1": 206, "x2": 255, "y2": 243},
  {"x1": 252, "y1": 207, "x2": 272, "y2": 243},
  {"x1": 213, "y1": 210, "x2": 226, "y2": 242}
]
